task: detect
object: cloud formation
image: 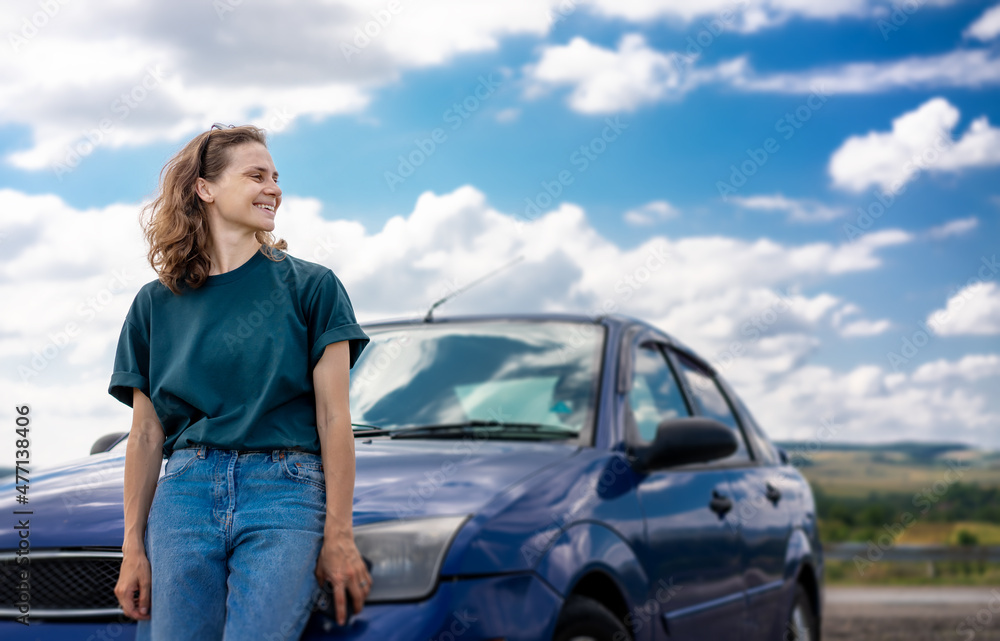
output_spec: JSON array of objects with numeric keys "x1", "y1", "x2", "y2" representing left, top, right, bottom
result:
[
  {"x1": 828, "y1": 97, "x2": 1000, "y2": 192},
  {"x1": 927, "y1": 216, "x2": 978, "y2": 240},
  {"x1": 584, "y1": 0, "x2": 954, "y2": 33},
  {"x1": 729, "y1": 48, "x2": 1000, "y2": 94},
  {"x1": 965, "y1": 3, "x2": 1000, "y2": 41},
  {"x1": 523, "y1": 34, "x2": 701, "y2": 113},
  {"x1": 730, "y1": 194, "x2": 846, "y2": 222},
  {"x1": 623, "y1": 200, "x2": 680, "y2": 226},
  {"x1": 7, "y1": 183, "x2": 999, "y2": 468},
  {"x1": 927, "y1": 281, "x2": 1000, "y2": 336},
  {"x1": 1, "y1": 0, "x2": 565, "y2": 170}
]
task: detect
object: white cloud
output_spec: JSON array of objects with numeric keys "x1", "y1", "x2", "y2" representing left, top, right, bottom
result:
[
  {"x1": 928, "y1": 281, "x2": 1000, "y2": 336},
  {"x1": 523, "y1": 38, "x2": 1000, "y2": 116},
  {"x1": 927, "y1": 216, "x2": 978, "y2": 240},
  {"x1": 522, "y1": 33, "x2": 750, "y2": 113},
  {"x1": 828, "y1": 97, "x2": 1000, "y2": 193},
  {"x1": 0, "y1": 0, "x2": 565, "y2": 169},
  {"x1": 738, "y1": 360, "x2": 1000, "y2": 447},
  {"x1": 4, "y1": 0, "x2": 991, "y2": 155},
  {"x1": 730, "y1": 193, "x2": 845, "y2": 222},
  {"x1": 495, "y1": 108, "x2": 522, "y2": 123},
  {"x1": 583, "y1": 0, "x2": 935, "y2": 32},
  {"x1": 729, "y1": 48, "x2": 1000, "y2": 94},
  {"x1": 523, "y1": 33, "x2": 695, "y2": 113},
  {"x1": 1, "y1": 184, "x2": 938, "y2": 466},
  {"x1": 839, "y1": 318, "x2": 892, "y2": 337},
  {"x1": 623, "y1": 200, "x2": 680, "y2": 226},
  {"x1": 965, "y1": 3, "x2": 1000, "y2": 41},
  {"x1": 913, "y1": 354, "x2": 1000, "y2": 383},
  {"x1": 830, "y1": 302, "x2": 892, "y2": 337}
]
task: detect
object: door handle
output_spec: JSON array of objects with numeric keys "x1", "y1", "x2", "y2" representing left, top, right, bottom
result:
[
  {"x1": 709, "y1": 490, "x2": 732, "y2": 518},
  {"x1": 765, "y1": 482, "x2": 782, "y2": 505}
]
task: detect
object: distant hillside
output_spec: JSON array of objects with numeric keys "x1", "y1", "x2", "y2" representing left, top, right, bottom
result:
[{"x1": 773, "y1": 441, "x2": 998, "y2": 465}]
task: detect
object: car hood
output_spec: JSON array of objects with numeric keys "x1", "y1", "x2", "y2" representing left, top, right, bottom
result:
[{"x1": 0, "y1": 439, "x2": 578, "y2": 549}]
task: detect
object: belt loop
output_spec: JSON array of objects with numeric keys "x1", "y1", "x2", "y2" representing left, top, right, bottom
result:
[
  {"x1": 197, "y1": 445, "x2": 206, "y2": 459},
  {"x1": 272, "y1": 449, "x2": 281, "y2": 463}
]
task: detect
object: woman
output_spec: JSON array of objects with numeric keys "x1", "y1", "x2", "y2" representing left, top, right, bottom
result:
[{"x1": 108, "y1": 123, "x2": 372, "y2": 639}]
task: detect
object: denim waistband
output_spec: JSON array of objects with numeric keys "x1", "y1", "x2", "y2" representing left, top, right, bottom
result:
[{"x1": 174, "y1": 446, "x2": 321, "y2": 463}]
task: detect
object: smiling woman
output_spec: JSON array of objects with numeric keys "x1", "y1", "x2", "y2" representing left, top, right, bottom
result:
[
  {"x1": 140, "y1": 124, "x2": 288, "y2": 293},
  {"x1": 108, "y1": 124, "x2": 372, "y2": 638}
]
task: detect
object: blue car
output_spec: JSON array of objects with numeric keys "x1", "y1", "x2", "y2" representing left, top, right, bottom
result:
[{"x1": 0, "y1": 313, "x2": 823, "y2": 640}]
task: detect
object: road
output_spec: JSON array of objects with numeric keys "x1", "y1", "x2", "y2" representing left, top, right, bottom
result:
[{"x1": 823, "y1": 587, "x2": 1000, "y2": 640}]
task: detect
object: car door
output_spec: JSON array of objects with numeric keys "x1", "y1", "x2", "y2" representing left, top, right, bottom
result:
[
  {"x1": 625, "y1": 338, "x2": 746, "y2": 640},
  {"x1": 719, "y1": 376, "x2": 796, "y2": 640},
  {"x1": 671, "y1": 351, "x2": 793, "y2": 640}
]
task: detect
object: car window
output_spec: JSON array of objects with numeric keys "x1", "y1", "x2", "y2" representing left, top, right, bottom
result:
[
  {"x1": 628, "y1": 343, "x2": 691, "y2": 443},
  {"x1": 720, "y1": 378, "x2": 780, "y2": 465},
  {"x1": 349, "y1": 321, "x2": 604, "y2": 437},
  {"x1": 453, "y1": 375, "x2": 563, "y2": 425},
  {"x1": 672, "y1": 352, "x2": 751, "y2": 463}
]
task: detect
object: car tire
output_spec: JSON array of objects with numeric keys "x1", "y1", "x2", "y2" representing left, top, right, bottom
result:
[
  {"x1": 783, "y1": 584, "x2": 817, "y2": 641},
  {"x1": 553, "y1": 595, "x2": 630, "y2": 641}
]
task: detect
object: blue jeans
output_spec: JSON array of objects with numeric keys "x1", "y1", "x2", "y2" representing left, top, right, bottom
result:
[{"x1": 136, "y1": 447, "x2": 328, "y2": 641}]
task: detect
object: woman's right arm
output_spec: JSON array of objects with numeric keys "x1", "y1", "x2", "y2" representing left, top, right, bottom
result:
[{"x1": 113, "y1": 387, "x2": 164, "y2": 620}]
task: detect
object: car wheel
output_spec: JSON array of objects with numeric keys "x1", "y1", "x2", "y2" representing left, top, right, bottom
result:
[
  {"x1": 783, "y1": 584, "x2": 817, "y2": 641},
  {"x1": 553, "y1": 595, "x2": 630, "y2": 641}
]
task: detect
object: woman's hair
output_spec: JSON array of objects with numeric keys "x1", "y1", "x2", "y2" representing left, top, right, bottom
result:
[{"x1": 140, "y1": 125, "x2": 287, "y2": 294}]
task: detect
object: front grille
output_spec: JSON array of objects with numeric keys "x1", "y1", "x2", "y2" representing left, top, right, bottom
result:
[{"x1": 0, "y1": 550, "x2": 123, "y2": 618}]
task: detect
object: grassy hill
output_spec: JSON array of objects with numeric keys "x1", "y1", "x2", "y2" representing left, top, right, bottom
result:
[
  {"x1": 775, "y1": 441, "x2": 1000, "y2": 498},
  {"x1": 776, "y1": 441, "x2": 1000, "y2": 584}
]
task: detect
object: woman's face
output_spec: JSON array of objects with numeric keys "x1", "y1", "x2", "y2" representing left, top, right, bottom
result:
[{"x1": 199, "y1": 142, "x2": 282, "y2": 237}]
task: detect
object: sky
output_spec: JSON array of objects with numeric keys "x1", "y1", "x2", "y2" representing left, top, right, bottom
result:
[{"x1": 2, "y1": 0, "x2": 1000, "y2": 468}]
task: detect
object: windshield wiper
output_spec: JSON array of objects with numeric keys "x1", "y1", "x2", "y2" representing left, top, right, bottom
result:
[
  {"x1": 351, "y1": 423, "x2": 393, "y2": 437},
  {"x1": 388, "y1": 419, "x2": 579, "y2": 440}
]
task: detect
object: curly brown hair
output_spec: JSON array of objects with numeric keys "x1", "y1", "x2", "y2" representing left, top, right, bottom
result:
[{"x1": 140, "y1": 125, "x2": 288, "y2": 294}]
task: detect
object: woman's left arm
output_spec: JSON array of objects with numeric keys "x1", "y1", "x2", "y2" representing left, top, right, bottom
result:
[{"x1": 313, "y1": 340, "x2": 372, "y2": 626}]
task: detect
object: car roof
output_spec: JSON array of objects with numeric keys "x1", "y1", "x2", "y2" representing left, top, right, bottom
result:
[
  {"x1": 358, "y1": 311, "x2": 714, "y2": 375},
  {"x1": 359, "y1": 312, "x2": 681, "y2": 346},
  {"x1": 360, "y1": 311, "x2": 627, "y2": 331}
]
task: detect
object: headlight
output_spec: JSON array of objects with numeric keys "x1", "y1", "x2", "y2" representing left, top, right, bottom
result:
[{"x1": 355, "y1": 515, "x2": 470, "y2": 602}]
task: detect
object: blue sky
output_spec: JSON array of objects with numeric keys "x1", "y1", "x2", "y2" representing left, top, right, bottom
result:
[{"x1": 2, "y1": 0, "x2": 999, "y2": 465}]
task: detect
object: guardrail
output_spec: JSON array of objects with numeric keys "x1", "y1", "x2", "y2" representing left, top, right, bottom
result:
[{"x1": 824, "y1": 543, "x2": 1000, "y2": 562}]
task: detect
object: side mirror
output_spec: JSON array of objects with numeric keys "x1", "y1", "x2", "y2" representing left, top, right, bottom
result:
[
  {"x1": 777, "y1": 447, "x2": 790, "y2": 465},
  {"x1": 91, "y1": 432, "x2": 128, "y2": 455},
  {"x1": 634, "y1": 418, "x2": 738, "y2": 472}
]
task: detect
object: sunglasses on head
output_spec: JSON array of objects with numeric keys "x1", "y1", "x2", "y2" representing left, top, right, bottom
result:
[{"x1": 198, "y1": 123, "x2": 237, "y2": 177}]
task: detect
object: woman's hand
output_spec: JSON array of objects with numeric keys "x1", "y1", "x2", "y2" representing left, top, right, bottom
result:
[
  {"x1": 115, "y1": 547, "x2": 152, "y2": 620},
  {"x1": 117, "y1": 389, "x2": 162, "y2": 622},
  {"x1": 315, "y1": 533, "x2": 371, "y2": 626}
]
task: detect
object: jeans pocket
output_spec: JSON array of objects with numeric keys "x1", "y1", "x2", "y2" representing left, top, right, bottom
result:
[
  {"x1": 159, "y1": 448, "x2": 200, "y2": 483},
  {"x1": 280, "y1": 451, "x2": 326, "y2": 492}
]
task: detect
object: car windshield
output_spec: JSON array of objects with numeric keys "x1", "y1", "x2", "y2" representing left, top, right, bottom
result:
[{"x1": 349, "y1": 320, "x2": 605, "y2": 439}]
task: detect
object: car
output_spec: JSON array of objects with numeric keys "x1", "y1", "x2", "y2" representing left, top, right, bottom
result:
[{"x1": 0, "y1": 312, "x2": 823, "y2": 641}]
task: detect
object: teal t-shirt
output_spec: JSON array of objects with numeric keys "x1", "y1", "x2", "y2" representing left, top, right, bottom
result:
[{"x1": 108, "y1": 246, "x2": 370, "y2": 458}]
